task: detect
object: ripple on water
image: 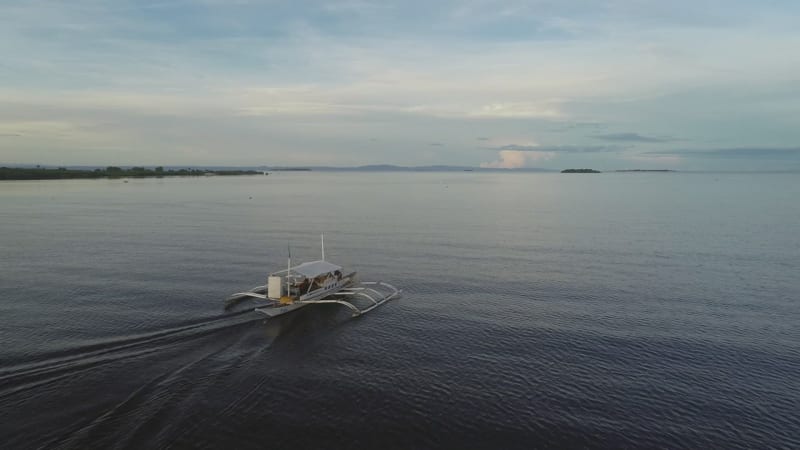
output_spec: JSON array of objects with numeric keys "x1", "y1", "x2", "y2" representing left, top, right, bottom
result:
[{"x1": 2, "y1": 174, "x2": 800, "y2": 449}]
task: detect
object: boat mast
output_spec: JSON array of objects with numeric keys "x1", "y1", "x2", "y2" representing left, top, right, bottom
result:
[
  {"x1": 287, "y1": 243, "x2": 291, "y2": 298},
  {"x1": 321, "y1": 233, "x2": 325, "y2": 261}
]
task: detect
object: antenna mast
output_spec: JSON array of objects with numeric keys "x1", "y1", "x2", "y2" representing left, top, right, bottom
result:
[{"x1": 286, "y1": 243, "x2": 291, "y2": 298}]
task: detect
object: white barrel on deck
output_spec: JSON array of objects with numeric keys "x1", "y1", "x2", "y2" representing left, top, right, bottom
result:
[{"x1": 268, "y1": 276, "x2": 284, "y2": 299}]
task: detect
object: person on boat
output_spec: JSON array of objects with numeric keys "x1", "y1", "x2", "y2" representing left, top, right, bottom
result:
[{"x1": 296, "y1": 278, "x2": 310, "y2": 292}]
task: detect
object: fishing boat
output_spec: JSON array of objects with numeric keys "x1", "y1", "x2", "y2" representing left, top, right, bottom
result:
[{"x1": 226, "y1": 235, "x2": 401, "y2": 317}]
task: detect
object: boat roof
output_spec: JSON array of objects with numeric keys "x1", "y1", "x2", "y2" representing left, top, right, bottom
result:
[{"x1": 291, "y1": 260, "x2": 342, "y2": 278}]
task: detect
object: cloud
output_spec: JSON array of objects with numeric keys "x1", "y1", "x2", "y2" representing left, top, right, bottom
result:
[
  {"x1": 494, "y1": 144, "x2": 620, "y2": 153},
  {"x1": 549, "y1": 122, "x2": 606, "y2": 132},
  {"x1": 480, "y1": 149, "x2": 554, "y2": 168},
  {"x1": 594, "y1": 132, "x2": 675, "y2": 143},
  {"x1": 478, "y1": 143, "x2": 622, "y2": 169},
  {"x1": 467, "y1": 102, "x2": 563, "y2": 119},
  {"x1": 646, "y1": 147, "x2": 800, "y2": 159},
  {"x1": 624, "y1": 154, "x2": 683, "y2": 165}
]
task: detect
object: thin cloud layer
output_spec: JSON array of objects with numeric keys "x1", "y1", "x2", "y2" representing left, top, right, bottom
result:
[
  {"x1": 495, "y1": 144, "x2": 620, "y2": 153},
  {"x1": 594, "y1": 133, "x2": 676, "y2": 143},
  {"x1": 647, "y1": 147, "x2": 800, "y2": 159}
]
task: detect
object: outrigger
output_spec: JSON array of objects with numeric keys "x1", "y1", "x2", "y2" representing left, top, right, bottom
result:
[{"x1": 225, "y1": 235, "x2": 401, "y2": 317}]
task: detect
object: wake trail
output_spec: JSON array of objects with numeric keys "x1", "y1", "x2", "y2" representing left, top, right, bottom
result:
[{"x1": 0, "y1": 309, "x2": 260, "y2": 398}]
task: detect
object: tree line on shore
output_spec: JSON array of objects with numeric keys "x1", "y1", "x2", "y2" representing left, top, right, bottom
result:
[
  {"x1": 0, "y1": 166, "x2": 262, "y2": 180},
  {"x1": 561, "y1": 168, "x2": 601, "y2": 173}
]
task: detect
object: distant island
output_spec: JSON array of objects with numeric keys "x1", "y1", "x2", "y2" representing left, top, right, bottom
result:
[
  {"x1": 561, "y1": 169, "x2": 601, "y2": 173},
  {"x1": 614, "y1": 169, "x2": 675, "y2": 172},
  {"x1": 0, "y1": 166, "x2": 263, "y2": 180}
]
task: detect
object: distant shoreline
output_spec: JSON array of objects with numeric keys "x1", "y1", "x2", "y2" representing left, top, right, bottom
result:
[
  {"x1": 5, "y1": 164, "x2": 797, "y2": 178},
  {"x1": 562, "y1": 168, "x2": 601, "y2": 173},
  {"x1": 0, "y1": 166, "x2": 264, "y2": 181},
  {"x1": 0, "y1": 164, "x2": 557, "y2": 175},
  {"x1": 561, "y1": 168, "x2": 678, "y2": 174}
]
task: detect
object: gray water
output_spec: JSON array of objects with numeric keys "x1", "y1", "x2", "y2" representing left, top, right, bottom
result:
[{"x1": 1, "y1": 172, "x2": 799, "y2": 449}]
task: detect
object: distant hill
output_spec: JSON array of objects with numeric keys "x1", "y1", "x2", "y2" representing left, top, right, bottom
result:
[
  {"x1": 311, "y1": 165, "x2": 554, "y2": 172},
  {"x1": 614, "y1": 169, "x2": 675, "y2": 172}
]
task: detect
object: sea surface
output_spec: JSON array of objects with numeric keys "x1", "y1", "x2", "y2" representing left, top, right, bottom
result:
[{"x1": 1, "y1": 172, "x2": 799, "y2": 449}]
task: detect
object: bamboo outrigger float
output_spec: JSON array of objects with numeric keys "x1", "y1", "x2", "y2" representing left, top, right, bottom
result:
[{"x1": 225, "y1": 235, "x2": 401, "y2": 318}]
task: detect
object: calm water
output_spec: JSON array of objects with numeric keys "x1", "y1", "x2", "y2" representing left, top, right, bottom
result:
[{"x1": 1, "y1": 172, "x2": 799, "y2": 449}]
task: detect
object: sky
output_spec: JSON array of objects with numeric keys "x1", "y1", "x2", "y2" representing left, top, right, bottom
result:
[{"x1": 1, "y1": 0, "x2": 800, "y2": 170}]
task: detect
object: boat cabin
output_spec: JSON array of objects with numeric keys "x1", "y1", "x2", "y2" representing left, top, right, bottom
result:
[{"x1": 267, "y1": 260, "x2": 343, "y2": 300}]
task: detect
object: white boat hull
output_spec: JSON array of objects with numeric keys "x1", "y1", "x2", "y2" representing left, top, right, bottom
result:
[{"x1": 255, "y1": 301, "x2": 309, "y2": 317}]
